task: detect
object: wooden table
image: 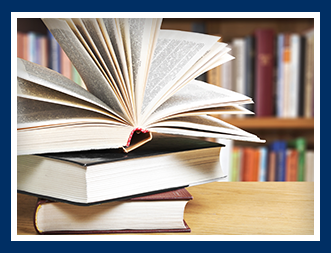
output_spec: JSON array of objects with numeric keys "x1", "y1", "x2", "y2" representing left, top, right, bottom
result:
[{"x1": 17, "y1": 182, "x2": 314, "y2": 236}]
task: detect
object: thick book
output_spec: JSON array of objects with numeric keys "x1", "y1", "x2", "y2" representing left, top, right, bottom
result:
[
  {"x1": 254, "y1": 29, "x2": 275, "y2": 117},
  {"x1": 34, "y1": 188, "x2": 192, "y2": 234},
  {"x1": 18, "y1": 134, "x2": 225, "y2": 205},
  {"x1": 17, "y1": 18, "x2": 264, "y2": 156}
]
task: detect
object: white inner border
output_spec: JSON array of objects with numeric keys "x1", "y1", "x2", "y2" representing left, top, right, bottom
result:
[{"x1": 11, "y1": 12, "x2": 320, "y2": 242}]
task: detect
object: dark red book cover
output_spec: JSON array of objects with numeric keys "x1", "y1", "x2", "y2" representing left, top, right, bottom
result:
[
  {"x1": 34, "y1": 188, "x2": 192, "y2": 234},
  {"x1": 254, "y1": 29, "x2": 275, "y2": 117}
]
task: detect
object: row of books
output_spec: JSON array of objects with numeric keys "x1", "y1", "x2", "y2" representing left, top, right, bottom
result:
[
  {"x1": 208, "y1": 28, "x2": 314, "y2": 118},
  {"x1": 17, "y1": 30, "x2": 85, "y2": 87},
  {"x1": 229, "y1": 138, "x2": 314, "y2": 182}
]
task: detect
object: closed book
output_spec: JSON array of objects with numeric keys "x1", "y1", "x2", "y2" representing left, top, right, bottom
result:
[
  {"x1": 268, "y1": 151, "x2": 276, "y2": 181},
  {"x1": 254, "y1": 29, "x2": 275, "y2": 117},
  {"x1": 258, "y1": 147, "x2": 268, "y2": 182},
  {"x1": 34, "y1": 188, "x2": 192, "y2": 234},
  {"x1": 288, "y1": 137, "x2": 307, "y2": 181},
  {"x1": 18, "y1": 134, "x2": 225, "y2": 205},
  {"x1": 244, "y1": 35, "x2": 255, "y2": 114},
  {"x1": 276, "y1": 34, "x2": 284, "y2": 117},
  {"x1": 286, "y1": 149, "x2": 298, "y2": 181},
  {"x1": 47, "y1": 30, "x2": 61, "y2": 72},
  {"x1": 270, "y1": 141, "x2": 287, "y2": 181},
  {"x1": 242, "y1": 148, "x2": 259, "y2": 181}
]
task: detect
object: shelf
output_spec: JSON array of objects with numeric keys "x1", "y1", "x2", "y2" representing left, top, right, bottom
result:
[{"x1": 222, "y1": 117, "x2": 314, "y2": 130}]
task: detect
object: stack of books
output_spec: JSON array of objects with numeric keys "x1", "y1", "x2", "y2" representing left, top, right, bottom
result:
[{"x1": 17, "y1": 18, "x2": 263, "y2": 234}]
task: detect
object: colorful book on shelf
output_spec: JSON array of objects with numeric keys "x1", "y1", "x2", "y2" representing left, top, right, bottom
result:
[
  {"x1": 254, "y1": 29, "x2": 275, "y2": 117},
  {"x1": 47, "y1": 30, "x2": 61, "y2": 73},
  {"x1": 270, "y1": 140, "x2": 287, "y2": 181},
  {"x1": 34, "y1": 188, "x2": 192, "y2": 234},
  {"x1": 244, "y1": 35, "x2": 255, "y2": 114},
  {"x1": 303, "y1": 29, "x2": 314, "y2": 118},
  {"x1": 17, "y1": 18, "x2": 264, "y2": 156},
  {"x1": 258, "y1": 146, "x2": 268, "y2": 182},
  {"x1": 267, "y1": 150, "x2": 276, "y2": 181},
  {"x1": 305, "y1": 150, "x2": 314, "y2": 182},
  {"x1": 286, "y1": 149, "x2": 298, "y2": 181},
  {"x1": 18, "y1": 134, "x2": 226, "y2": 205},
  {"x1": 288, "y1": 137, "x2": 307, "y2": 181},
  {"x1": 241, "y1": 147, "x2": 260, "y2": 181}
]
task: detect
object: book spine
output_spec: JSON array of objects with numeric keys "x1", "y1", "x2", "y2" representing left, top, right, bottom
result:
[
  {"x1": 276, "y1": 34, "x2": 284, "y2": 117},
  {"x1": 254, "y1": 29, "x2": 275, "y2": 117},
  {"x1": 48, "y1": 30, "x2": 61, "y2": 72},
  {"x1": 289, "y1": 34, "x2": 301, "y2": 118},
  {"x1": 258, "y1": 147, "x2": 268, "y2": 181},
  {"x1": 244, "y1": 35, "x2": 255, "y2": 113}
]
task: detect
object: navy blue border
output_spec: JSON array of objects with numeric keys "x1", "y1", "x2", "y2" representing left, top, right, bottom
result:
[{"x1": 6, "y1": 0, "x2": 325, "y2": 251}]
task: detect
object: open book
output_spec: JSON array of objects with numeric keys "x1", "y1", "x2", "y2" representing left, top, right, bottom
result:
[{"x1": 17, "y1": 18, "x2": 264, "y2": 155}]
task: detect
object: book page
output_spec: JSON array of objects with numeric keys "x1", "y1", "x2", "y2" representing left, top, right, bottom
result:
[
  {"x1": 148, "y1": 115, "x2": 258, "y2": 138},
  {"x1": 140, "y1": 30, "x2": 220, "y2": 123},
  {"x1": 144, "y1": 79, "x2": 252, "y2": 125},
  {"x1": 42, "y1": 18, "x2": 131, "y2": 124},
  {"x1": 99, "y1": 18, "x2": 131, "y2": 103},
  {"x1": 17, "y1": 58, "x2": 126, "y2": 123},
  {"x1": 17, "y1": 77, "x2": 124, "y2": 121},
  {"x1": 17, "y1": 97, "x2": 123, "y2": 129},
  {"x1": 126, "y1": 18, "x2": 162, "y2": 121},
  {"x1": 168, "y1": 44, "x2": 233, "y2": 95},
  {"x1": 150, "y1": 125, "x2": 264, "y2": 143},
  {"x1": 78, "y1": 18, "x2": 132, "y2": 114}
]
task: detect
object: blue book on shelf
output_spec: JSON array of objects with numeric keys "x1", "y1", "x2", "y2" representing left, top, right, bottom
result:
[
  {"x1": 258, "y1": 146, "x2": 268, "y2": 181},
  {"x1": 276, "y1": 34, "x2": 284, "y2": 117},
  {"x1": 270, "y1": 141, "x2": 287, "y2": 181},
  {"x1": 47, "y1": 30, "x2": 61, "y2": 72}
]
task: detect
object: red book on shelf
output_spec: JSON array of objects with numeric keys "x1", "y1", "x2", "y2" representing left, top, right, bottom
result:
[
  {"x1": 254, "y1": 29, "x2": 275, "y2": 117},
  {"x1": 34, "y1": 188, "x2": 192, "y2": 235}
]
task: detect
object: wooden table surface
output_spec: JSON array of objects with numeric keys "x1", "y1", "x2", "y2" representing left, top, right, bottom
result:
[{"x1": 17, "y1": 182, "x2": 314, "y2": 236}]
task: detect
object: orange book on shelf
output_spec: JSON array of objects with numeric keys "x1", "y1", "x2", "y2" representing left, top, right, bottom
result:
[
  {"x1": 242, "y1": 148, "x2": 259, "y2": 181},
  {"x1": 286, "y1": 149, "x2": 298, "y2": 181},
  {"x1": 268, "y1": 151, "x2": 276, "y2": 181}
]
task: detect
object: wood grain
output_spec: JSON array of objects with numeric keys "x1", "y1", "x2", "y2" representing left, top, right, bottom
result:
[{"x1": 17, "y1": 182, "x2": 314, "y2": 235}]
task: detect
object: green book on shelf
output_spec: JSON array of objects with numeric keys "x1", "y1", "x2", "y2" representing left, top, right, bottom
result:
[{"x1": 288, "y1": 137, "x2": 307, "y2": 181}]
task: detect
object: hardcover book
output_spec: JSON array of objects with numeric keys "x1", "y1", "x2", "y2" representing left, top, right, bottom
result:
[
  {"x1": 17, "y1": 18, "x2": 264, "y2": 156},
  {"x1": 34, "y1": 188, "x2": 192, "y2": 234},
  {"x1": 18, "y1": 134, "x2": 225, "y2": 205}
]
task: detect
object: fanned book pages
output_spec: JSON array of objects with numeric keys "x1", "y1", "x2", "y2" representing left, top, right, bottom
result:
[{"x1": 17, "y1": 18, "x2": 264, "y2": 155}]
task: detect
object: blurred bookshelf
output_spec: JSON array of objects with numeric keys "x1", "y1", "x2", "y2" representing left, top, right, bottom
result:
[
  {"x1": 162, "y1": 18, "x2": 315, "y2": 182},
  {"x1": 17, "y1": 18, "x2": 315, "y2": 182}
]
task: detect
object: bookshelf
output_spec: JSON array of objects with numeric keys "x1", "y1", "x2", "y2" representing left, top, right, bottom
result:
[{"x1": 162, "y1": 18, "x2": 315, "y2": 182}]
